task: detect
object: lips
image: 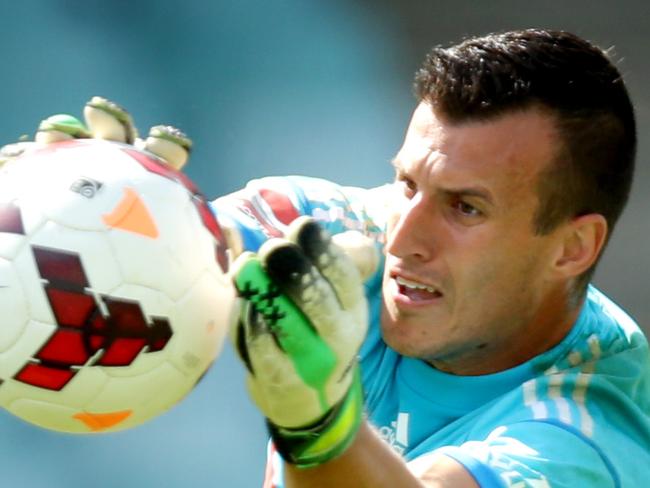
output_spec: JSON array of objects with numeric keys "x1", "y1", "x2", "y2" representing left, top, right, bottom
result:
[{"x1": 393, "y1": 274, "x2": 442, "y2": 302}]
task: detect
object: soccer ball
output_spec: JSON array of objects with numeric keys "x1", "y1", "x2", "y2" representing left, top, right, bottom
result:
[{"x1": 0, "y1": 139, "x2": 234, "y2": 433}]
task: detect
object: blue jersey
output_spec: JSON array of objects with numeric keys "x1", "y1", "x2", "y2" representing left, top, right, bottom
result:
[{"x1": 212, "y1": 176, "x2": 650, "y2": 487}]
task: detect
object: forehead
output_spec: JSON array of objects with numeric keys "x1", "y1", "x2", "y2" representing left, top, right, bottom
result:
[{"x1": 396, "y1": 102, "x2": 559, "y2": 203}]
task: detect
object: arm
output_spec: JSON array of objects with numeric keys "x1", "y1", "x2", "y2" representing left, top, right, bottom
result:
[
  {"x1": 285, "y1": 422, "x2": 479, "y2": 488},
  {"x1": 286, "y1": 420, "x2": 621, "y2": 488}
]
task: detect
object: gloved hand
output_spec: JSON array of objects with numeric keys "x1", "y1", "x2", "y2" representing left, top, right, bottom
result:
[
  {"x1": 0, "y1": 96, "x2": 192, "y2": 170},
  {"x1": 231, "y1": 216, "x2": 378, "y2": 468}
]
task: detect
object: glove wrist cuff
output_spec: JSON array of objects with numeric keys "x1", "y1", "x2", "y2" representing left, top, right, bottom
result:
[{"x1": 268, "y1": 368, "x2": 364, "y2": 469}]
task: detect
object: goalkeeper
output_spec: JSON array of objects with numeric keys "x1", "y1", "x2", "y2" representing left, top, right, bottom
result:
[
  {"x1": 11, "y1": 29, "x2": 648, "y2": 487},
  {"x1": 212, "y1": 29, "x2": 649, "y2": 487}
]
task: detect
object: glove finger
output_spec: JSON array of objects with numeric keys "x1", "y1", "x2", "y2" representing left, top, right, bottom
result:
[
  {"x1": 245, "y1": 333, "x2": 326, "y2": 428},
  {"x1": 35, "y1": 114, "x2": 91, "y2": 144},
  {"x1": 231, "y1": 254, "x2": 343, "y2": 428},
  {"x1": 231, "y1": 251, "x2": 337, "y2": 404},
  {"x1": 232, "y1": 307, "x2": 321, "y2": 427},
  {"x1": 142, "y1": 125, "x2": 192, "y2": 170},
  {"x1": 287, "y1": 217, "x2": 365, "y2": 312},
  {"x1": 260, "y1": 238, "x2": 358, "y2": 348},
  {"x1": 231, "y1": 287, "x2": 291, "y2": 377},
  {"x1": 83, "y1": 96, "x2": 138, "y2": 144},
  {"x1": 331, "y1": 230, "x2": 379, "y2": 282},
  {"x1": 255, "y1": 242, "x2": 361, "y2": 423}
]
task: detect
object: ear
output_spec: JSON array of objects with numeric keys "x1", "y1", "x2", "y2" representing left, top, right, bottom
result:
[{"x1": 553, "y1": 213, "x2": 608, "y2": 279}]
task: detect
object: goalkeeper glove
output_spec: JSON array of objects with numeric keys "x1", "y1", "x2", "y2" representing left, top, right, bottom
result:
[
  {"x1": 231, "y1": 216, "x2": 377, "y2": 468},
  {"x1": 0, "y1": 96, "x2": 191, "y2": 170}
]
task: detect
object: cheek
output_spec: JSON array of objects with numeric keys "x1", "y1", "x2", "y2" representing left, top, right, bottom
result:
[
  {"x1": 451, "y1": 232, "x2": 533, "y2": 299},
  {"x1": 454, "y1": 236, "x2": 546, "y2": 315},
  {"x1": 445, "y1": 233, "x2": 496, "y2": 286}
]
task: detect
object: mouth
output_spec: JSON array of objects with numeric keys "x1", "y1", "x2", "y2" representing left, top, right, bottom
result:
[{"x1": 391, "y1": 274, "x2": 443, "y2": 304}]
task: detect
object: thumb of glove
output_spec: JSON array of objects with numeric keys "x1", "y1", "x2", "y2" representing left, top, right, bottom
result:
[{"x1": 331, "y1": 230, "x2": 379, "y2": 282}]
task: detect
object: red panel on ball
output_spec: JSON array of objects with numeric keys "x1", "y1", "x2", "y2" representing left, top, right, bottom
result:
[
  {"x1": 32, "y1": 246, "x2": 89, "y2": 288},
  {"x1": 98, "y1": 338, "x2": 147, "y2": 366},
  {"x1": 36, "y1": 329, "x2": 89, "y2": 365},
  {"x1": 15, "y1": 363, "x2": 76, "y2": 391},
  {"x1": 88, "y1": 311, "x2": 108, "y2": 332},
  {"x1": 89, "y1": 334, "x2": 106, "y2": 352},
  {"x1": 102, "y1": 297, "x2": 149, "y2": 335},
  {"x1": 45, "y1": 287, "x2": 96, "y2": 329},
  {"x1": 148, "y1": 318, "x2": 172, "y2": 352}
]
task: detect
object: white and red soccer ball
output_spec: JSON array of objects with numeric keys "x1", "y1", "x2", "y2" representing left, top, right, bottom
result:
[{"x1": 0, "y1": 139, "x2": 234, "y2": 433}]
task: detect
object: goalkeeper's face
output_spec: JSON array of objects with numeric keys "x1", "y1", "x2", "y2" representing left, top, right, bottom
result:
[{"x1": 381, "y1": 102, "x2": 574, "y2": 375}]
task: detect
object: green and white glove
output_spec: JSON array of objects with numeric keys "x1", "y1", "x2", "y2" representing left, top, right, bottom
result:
[
  {"x1": 231, "y1": 216, "x2": 378, "y2": 468},
  {"x1": 0, "y1": 96, "x2": 192, "y2": 170}
]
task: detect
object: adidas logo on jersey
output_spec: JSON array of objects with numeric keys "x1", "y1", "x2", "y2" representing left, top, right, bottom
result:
[{"x1": 378, "y1": 412, "x2": 410, "y2": 455}]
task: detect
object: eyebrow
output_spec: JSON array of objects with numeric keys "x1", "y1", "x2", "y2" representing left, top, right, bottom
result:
[
  {"x1": 441, "y1": 187, "x2": 495, "y2": 206},
  {"x1": 390, "y1": 158, "x2": 495, "y2": 206}
]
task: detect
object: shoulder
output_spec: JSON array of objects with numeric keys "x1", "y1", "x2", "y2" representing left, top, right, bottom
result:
[
  {"x1": 581, "y1": 286, "x2": 645, "y2": 351},
  {"x1": 528, "y1": 286, "x2": 648, "y2": 377},
  {"x1": 502, "y1": 287, "x2": 650, "y2": 485}
]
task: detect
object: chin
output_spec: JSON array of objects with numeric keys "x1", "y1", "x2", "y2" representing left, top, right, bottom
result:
[
  {"x1": 383, "y1": 334, "x2": 420, "y2": 357},
  {"x1": 381, "y1": 321, "x2": 429, "y2": 358},
  {"x1": 380, "y1": 314, "x2": 463, "y2": 364}
]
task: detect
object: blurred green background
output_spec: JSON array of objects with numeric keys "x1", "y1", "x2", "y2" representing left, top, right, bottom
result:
[{"x1": 0, "y1": 1, "x2": 648, "y2": 486}]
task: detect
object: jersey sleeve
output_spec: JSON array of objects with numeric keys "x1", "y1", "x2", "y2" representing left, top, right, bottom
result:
[
  {"x1": 210, "y1": 175, "x2": 388, "y2": 256},
  {"x1": 408, "y1": 421, "x2": 618, "y2": 488}
]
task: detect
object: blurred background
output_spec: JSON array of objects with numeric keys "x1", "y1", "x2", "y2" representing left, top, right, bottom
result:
[{"x1": 0, "y1": 0, "x2": 648, "y2": 486}]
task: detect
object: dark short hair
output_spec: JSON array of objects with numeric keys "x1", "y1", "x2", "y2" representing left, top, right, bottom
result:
[{"x1": 414, "y1": 29, "x2": 637, "y2": 293}]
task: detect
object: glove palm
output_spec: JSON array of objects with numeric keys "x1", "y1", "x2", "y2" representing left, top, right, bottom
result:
[{"x1": 232, "y1": 217, "x2": 376, "y2": 466}]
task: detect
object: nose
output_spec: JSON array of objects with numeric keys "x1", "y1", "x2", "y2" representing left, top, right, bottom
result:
[{"x1": 385, "y1": 193, "x2": 435, "y2": 262}]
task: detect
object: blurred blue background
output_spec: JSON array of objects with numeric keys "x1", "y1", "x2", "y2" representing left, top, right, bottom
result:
[{"x1": 0, "y1": 1, "x2": 648, "y2": 486}]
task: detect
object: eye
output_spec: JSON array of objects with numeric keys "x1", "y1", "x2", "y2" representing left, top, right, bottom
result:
[
  {"x1": 396, "y1": 175, "x2": 417, "y2": 198},
  {"x1": 452, "y1": 199, "x2": 482, "y2": 218}
]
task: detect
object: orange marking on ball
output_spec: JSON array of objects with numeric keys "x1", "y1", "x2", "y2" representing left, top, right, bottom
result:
[
  {"x1": 102, "y1": 187, "x2": 159, "y2": 238},
  {"x1": 73, "y1": 410, "x2": 133, "y2": 431}
]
